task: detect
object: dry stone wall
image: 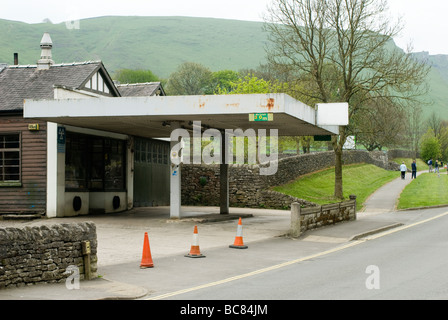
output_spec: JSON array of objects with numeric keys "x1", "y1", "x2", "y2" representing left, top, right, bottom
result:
[
  {"x1": 299, "y1": 199, "x2": 357, "y2": 233},
  {"x1": 290, "y1": 197, "x2": 357, "y2": 237},
  {"x1": 0, "y1": 222, "x2": 97, "y2": 289}
]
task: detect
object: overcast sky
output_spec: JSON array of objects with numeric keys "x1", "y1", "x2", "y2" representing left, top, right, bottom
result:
[{"x1": 1, "y1": 0, "x2": 447, "y2": 55}]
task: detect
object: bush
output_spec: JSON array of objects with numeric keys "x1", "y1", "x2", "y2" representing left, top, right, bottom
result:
[{"x1": 420, "y1": 130, "x2": 441, "y2": 161}]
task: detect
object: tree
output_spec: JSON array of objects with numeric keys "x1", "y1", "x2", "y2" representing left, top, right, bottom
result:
[
  {"x1": 426, "y1": 112, "x2": 443, "y2": 138},
  {"x1": 216, "y1": 74, "x2": 277, "y2": 94},
  {"x1": 439, "y1": 126, "x2": 448, "y2": 161},
  {"x1": 423, "y1": 112, "x2": 448, "y2": 161},
  {"x1": 166, "y1": 62, "x2": 213, "y2": 95},
  {"x1": 405, "y1": 103, "x2": 424, "y2": 159},
  {"x1": 209, "y1": 70, "x2": 240, "y2": 94},
  {"x1": 264, "y1": 0, "x2": 430, "y2": 199},
  {"x1": 239, "y1": 63, "x2": 294, "y2": 83},
  {"x1": 420, "y1": 129, "x2": 441, "y2": 161},
  {"x1": 113, "y1": 69, "x2": 160, "y2": 84},
  {"x1": 353, "y1": 96, "x2": 407, "y2": 151}
]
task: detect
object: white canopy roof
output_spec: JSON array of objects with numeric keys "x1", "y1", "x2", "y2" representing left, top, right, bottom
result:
[{"x1": 24, "y1": 93, "x2": 347, "y2": 138}]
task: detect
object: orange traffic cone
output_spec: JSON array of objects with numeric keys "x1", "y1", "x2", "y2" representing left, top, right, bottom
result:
[
  {"x1": 229, "y1": 217, "x2": 248, "y2": 249},
  {"x1": 185, "y1": 225, "x2": 205, "y2": 258},
  {"x1": 140, "y1": 232, "x2": 154, "y2": 268}
]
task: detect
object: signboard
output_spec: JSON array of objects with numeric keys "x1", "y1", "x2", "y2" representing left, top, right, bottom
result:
[
  {"x1": 249, "y1": 113, "x2": 274, "y2": 122},
  {"x1": 314, "y1": 135, "x2": 332, "y2": 142},
  {"x1": 28, "y1": 124, "x2": 39, "y2": 131},
  {"x1": 57, "y1": 126, "x2": 66, "y2": 153},
  {"x1": 316, "y1": 103, "x2": 349, "y2": 126}
]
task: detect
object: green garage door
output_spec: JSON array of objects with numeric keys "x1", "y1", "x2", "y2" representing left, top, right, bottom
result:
[{"x1": 133, "y1": 138, "x2": 170, "y2": 207}]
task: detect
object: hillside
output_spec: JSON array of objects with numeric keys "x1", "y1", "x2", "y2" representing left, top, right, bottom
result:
[
  {"x1": 0, "y1": 15, "x2": 446, "y2": 119},
  {"x1": 0, "y1": 16, "x2": 268, "y2": 78}
]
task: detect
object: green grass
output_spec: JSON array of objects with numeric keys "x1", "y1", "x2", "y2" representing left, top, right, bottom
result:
[
  {"x1": 397, "y1": 172, "x2": 448, "y2": 209},
  {"x1": 273, "y1": 163, "x2": 398, "y2": 210}
]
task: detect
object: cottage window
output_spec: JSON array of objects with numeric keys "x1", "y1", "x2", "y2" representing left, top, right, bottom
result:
[{"x1": 0, "y1": 134, "x2": 21, "y2": 183}]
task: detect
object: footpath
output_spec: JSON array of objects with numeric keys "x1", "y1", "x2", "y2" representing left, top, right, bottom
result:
[{"x1": 0, "y1": 170, "x2": 441, "y2": 300}]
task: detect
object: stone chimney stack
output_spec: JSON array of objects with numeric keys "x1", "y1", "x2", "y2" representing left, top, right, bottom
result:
[{"x1": 37, "y1": 32, "x2": 54, "y2": 70}]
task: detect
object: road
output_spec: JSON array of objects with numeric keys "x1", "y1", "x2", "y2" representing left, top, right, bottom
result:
[{"x1": 154, "y1": 211, "x2": 448, "y2": 300}]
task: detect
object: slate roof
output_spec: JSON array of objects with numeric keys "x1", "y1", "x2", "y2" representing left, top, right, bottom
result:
[
  {"x1": 0, "y1": 61, "x2": 117, "y2": 112},
  {"x1": 117, "y1": 82, "x2": 165, "y2": 97}
]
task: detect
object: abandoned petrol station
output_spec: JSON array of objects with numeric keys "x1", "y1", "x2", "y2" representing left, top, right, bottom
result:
[
  {"x1": 1, "y1": 33, "x2": 348, "y2": 220},
  {"x1": 24, "y1": 93, "x2": 348, "y2": 219}
]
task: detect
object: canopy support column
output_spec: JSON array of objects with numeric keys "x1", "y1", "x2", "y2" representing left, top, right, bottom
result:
[
  {"x1": 220, "y1": 130, "x2": 229, "y2": 215},
  {"x1": 170, "y1": 122, "x2": 182, "y2": 219}
]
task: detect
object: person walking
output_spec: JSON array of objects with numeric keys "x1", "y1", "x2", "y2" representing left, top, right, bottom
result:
[
  {"x1": 428, "y1": 159, "x2": 433, "y2": 172},
  {"x1": 435, "y1": 159, "x2": 440, "y2": 177},
  {"x1": 400, "y1": 161, "x2": 407, "y2": 180},
  {"x1": 411, "y1": 160, "x2": 417, "y2": 179}
]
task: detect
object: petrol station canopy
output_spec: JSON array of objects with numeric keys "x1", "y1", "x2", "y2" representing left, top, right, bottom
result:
[{"x1": 24, "y1": 93, "x2": 348, "y2": 138}]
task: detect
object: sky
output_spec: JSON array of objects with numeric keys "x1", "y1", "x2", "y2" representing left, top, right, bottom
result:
[{"x1": 1, "y1": 0, "x2": 447, "y2": 55}]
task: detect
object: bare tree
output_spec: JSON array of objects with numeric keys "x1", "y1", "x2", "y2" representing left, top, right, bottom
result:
[
  {"x1": 353, "y1": 96, "x2": 407, "y2": 151},
  {"x1": 264, "y1": 0, "x2": 429, "y2": 199},
  {"x1": 406, "y1": 103, "x2": 424, "y2": 159},
  {"x1": 426, "y1": 111, "x2": 443, "y2": 138}
]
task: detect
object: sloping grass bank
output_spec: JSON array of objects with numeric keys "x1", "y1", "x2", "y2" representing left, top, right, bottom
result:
[
  {"x1": 397, "y1": 172, "x2": 448, "y2": 209},
  {"x1": 273, "y1": 163, "x2": 398, "y2": 210}
]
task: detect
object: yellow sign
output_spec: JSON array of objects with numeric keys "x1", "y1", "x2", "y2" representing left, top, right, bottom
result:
[{"x1": 28, "y1": 124, "x2": 39, "y2": 131}]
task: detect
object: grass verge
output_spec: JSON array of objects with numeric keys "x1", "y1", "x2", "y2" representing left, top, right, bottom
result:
[
  {"x1": 397, "y1": 172, "x2": 448, "y2": 209},
  {"x1": 273, "y1": 163, "x2": 398, "y2": 211}
]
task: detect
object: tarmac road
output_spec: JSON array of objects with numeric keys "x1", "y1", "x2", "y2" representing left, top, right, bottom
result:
[{"x1": 160, "y1": 209, "x2": 448, "y2": 300}]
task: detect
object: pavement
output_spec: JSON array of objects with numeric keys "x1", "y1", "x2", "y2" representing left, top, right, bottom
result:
[{"x1": 0, "y1": 171, "x2": 445, "y2": 300}]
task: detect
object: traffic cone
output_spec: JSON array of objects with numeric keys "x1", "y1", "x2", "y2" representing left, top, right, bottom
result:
[
  {"x1": 229, "y1": 217, "x2": 248, "y2": 249},
  {"x1": 140, "y1": 232, "x2": 154, "y2": 268},
  {"x1": 185, "y1": 225, "x2": 205, "y2": 258}
]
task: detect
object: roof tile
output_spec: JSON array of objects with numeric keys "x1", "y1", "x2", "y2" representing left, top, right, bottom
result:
[{"x1": 0, "y1": 62, "x2": 101, "y2": 111}]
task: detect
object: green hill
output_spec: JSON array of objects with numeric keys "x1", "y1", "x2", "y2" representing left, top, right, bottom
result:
[
  {"x1": 0, "y1": 16, "x2": 268, "y2": 78},
  {"x1": 411, "y1": 51, "x2": 448, "y2": 117},
  {"x1": 0, "y1": 15, "x2": 446, "y2": 119}
]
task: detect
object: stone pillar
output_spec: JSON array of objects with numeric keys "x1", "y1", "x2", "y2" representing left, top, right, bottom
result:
[
  {"x1": 290, "y1": 202, "x2": 301, "y2": 237},
  {"x1": 349, "y1": 194, "x2": 357, "y2": 220}
]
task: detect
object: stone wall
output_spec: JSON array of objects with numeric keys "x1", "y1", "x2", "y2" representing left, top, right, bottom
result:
[
  {"x1": 0, "y1": 222, "x2": 97, "y2": 289},
  {"x1": 181, "y1": 150, "x2": 393, "y2": 209},
  {"x1": 290, "y1": 197, "x2": 357, "y2": 237},
  {"x1": 387, "y1": 149, "x2": 420, "y2": 160}
]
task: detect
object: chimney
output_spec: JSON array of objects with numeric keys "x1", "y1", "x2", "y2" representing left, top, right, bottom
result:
[
  {"x1": 14, "y1": 53, "x2": 18, "y2": 65},
  {"x1": 36, "y1": 32, "x2": 54, "y2": 70}
]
